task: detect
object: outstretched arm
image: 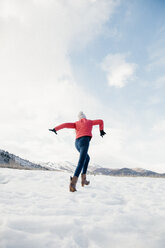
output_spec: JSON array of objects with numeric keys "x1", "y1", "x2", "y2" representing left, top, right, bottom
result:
[
  {"x1": 49, "y1": 122, "x2": 75, "y2": 134},
  {"x1": 92, "y1": 119, "x2": 104, "y2": 130},
  {"x1": 55, "y1": 123, "x2": 75, "y2": 131},
  {"x1": 92, "y1": 119, "x2": 106, "y2": 137}
]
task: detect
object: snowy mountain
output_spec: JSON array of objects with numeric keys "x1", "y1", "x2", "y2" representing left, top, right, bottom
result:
[
  {"x1": 93, "y1": 167, "x2": 165, "y2": 177},
  {"x1": 0, "y1": 149, "x2": 45, "y2": 170},
  {"x1": 40, "y1": 161, "x2": 102, "y2": 174},
  {"x1": 0, "y1": 149, "x2": 165, "y2": 178},
  {"x1": 41, "y1": 161, "x2": 77, "y2": 172}
]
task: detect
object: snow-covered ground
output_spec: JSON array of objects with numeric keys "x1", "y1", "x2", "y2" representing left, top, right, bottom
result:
[{"x1": 0, "y1": 168, "x2": 165, "y2": 248}]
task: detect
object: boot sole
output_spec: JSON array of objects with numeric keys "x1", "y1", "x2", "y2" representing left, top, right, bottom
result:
[
  {"x1": 70, "y1": 186, "x2": 77, "y2": 192},
  {"x1": 81, "y1": 182, "x2": 90, "y2": 187},
  {"x1": 70, "y1": 188, "x2": 77, "y2": 192}
]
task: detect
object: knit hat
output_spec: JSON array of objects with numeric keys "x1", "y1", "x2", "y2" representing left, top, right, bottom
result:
[{"x1": 78, "y1": 111, "x2": 86, "y2": 120}]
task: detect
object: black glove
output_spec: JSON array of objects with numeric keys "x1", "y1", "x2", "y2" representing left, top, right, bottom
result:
[
  {"x1": 49, "y1": 128, "x2": 57, "y2": 134},
  {"x1": 100, "y1": 130, "x2": 106, "y2": 137}
]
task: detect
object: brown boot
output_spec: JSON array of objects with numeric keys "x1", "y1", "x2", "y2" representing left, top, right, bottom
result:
[
  {"x1": 69, "y1": 176, "x2": 78, "y2": 192},
  {"x1": 81, "y1": 174, "x2": 90, "y2": 187}
]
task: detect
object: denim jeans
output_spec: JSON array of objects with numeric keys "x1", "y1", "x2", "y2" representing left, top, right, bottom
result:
[{"x1": 74, "y1": 136, "x2": 91, "y2": 177}]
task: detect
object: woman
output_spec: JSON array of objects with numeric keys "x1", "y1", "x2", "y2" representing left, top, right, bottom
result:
[{"x1": 49, "y1": 111, "x2": 106, "y2": 192}]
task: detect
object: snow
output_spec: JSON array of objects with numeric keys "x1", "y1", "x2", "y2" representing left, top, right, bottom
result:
[{"x1": 0, "y1": 168, "x2": 165, "y2": 248}]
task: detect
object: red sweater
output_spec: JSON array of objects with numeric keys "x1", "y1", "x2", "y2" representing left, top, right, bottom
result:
[{"x1": 55, "y1": 118, "x2": 104, "y2": 139}]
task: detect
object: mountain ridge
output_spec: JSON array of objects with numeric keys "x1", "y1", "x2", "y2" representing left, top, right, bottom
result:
[{"x1": 0, "y1": 149, "x2": 165, "y2": 178}]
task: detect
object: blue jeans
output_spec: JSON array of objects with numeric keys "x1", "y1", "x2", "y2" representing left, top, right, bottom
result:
[{"x1": 74, "y1": 136, "x2": 91, "y2": 177}]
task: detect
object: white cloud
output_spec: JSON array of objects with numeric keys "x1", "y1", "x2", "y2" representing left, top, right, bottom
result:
[
  {"x1": 101, "y1": 53, "x2": 136, "y2": 88},
  {"x1": 0, "y1": 0, "x2": 119, "y2": 162},
  {"x1": 152, "y1": 120, "x2": 165, "y2": 133}
]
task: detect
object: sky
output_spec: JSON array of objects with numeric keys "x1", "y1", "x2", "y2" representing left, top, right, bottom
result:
[{"x1": 0, "y1": 0, "x2": 165, "y2": 172}]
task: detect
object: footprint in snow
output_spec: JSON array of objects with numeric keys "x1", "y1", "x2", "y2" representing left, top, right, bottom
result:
[{"x1": 0, "y1": 176, "x2": 9, "y2": 184}]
